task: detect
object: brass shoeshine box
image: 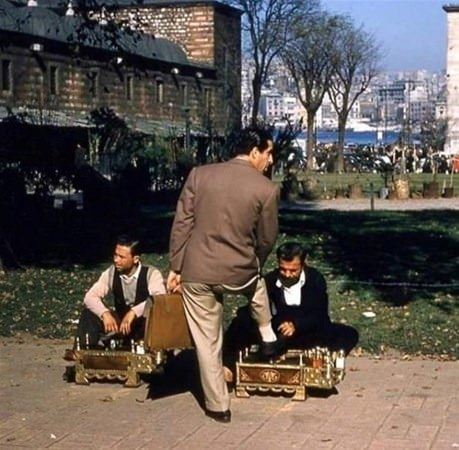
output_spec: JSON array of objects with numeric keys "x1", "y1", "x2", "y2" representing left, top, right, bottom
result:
[{"x1": 235, "y1": 347, "x2": 346, "y2": 401}]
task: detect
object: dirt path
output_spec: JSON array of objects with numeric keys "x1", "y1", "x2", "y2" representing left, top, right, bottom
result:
[{"x1": 283, "y1": 197, "x2": 459, "y2": 211}]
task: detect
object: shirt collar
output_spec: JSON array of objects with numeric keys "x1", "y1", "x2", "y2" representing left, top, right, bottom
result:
[
  {"x1": 120, "y1": 263, "x2": 142, "y2": 282},
  {"x1": 276, "y1": 269, "x2": 305, "y2": 306},
  {"x1": 275, "y1": 268, "x2": 306, "y2": 289}
]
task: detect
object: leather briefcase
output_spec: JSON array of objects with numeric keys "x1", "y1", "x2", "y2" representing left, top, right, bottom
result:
[{"x1": 144, "y1": 293, "x2": 194, "y2": 351}]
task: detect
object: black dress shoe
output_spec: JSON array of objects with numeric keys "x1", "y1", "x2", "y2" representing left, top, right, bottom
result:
[
  {"x1": 205, "y1": 409, "x2": 231, "y2": 423},
  {"x1": 259, "y1": 340, "x2": 281, "y2": 361}
]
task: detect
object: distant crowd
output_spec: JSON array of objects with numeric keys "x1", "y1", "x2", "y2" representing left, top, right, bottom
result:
[{"x1": 308, "y1": 143, "x2": 458, "y2": 175}]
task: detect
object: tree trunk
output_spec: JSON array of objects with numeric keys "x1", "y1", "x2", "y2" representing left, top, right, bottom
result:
[
  {"x1": 335, "y1": 117, "x2": 346, "y2": 173},
  {"x1": 305, "y1": 113, "x2": 316, "y2": 172},
  {"x1": 251, "y1": 77, "x2": 262, "y2": 126},
  {"x1": 0, "y1": 229, "x2": 23, "y2": 271}
]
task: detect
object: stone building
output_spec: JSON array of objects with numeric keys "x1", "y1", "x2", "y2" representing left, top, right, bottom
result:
[
  {"x1": 444, "y1": 4, "x2": 459, "y2": 154},
  {"x1": 0, "y1": 0, "x2": 242, "y2": 140}
]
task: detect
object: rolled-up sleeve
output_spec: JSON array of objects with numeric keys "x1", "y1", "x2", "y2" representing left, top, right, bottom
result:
[{"x1": 83, "y1": 268, "x2": 112, "y2": 318}]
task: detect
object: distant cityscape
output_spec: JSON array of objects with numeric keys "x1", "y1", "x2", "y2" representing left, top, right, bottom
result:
[{"x1": 242, "y1": 59, "x2": 446, "y2": 138}]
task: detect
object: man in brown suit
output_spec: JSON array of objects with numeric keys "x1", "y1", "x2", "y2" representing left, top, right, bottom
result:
[{"x1": 167, "y1": 127, "x2": 279, "y2": 423}]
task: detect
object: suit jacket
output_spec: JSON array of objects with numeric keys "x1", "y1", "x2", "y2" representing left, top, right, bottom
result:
[
  {"x1": 265, "y1": 266, "x2": 331, "y2": 335},
  {"x1": 169, "y1": 158, "x2": 279, "y2": 285}
]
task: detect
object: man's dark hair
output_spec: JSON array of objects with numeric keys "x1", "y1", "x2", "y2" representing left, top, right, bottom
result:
[
  {"x1": 116, "y1": 234, "x2": 141, "y2": 256},
  {"x1": 276, "y1": 242, "x2": 307, "y2": 264},
  {"x1": 233, "y1": 127, "x2": 273, "y2": 156}
]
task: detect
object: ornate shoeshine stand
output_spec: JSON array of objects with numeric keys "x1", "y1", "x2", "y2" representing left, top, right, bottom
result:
[
  {"x1": 235, "y1": 347, "x2": 346, "y2": 401},
  {"x1": 73, "y1": 294, "x2": 193, "y2": 387},
  {"x1": 74, "y1": 340, "x2": 164, "y2": 388}
]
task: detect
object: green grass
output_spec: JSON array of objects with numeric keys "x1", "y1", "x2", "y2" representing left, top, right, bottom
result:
[
  {"x1": 274, "y1": 209, "x2": 459, "y2": 358},
  {"x1": 1, "y1": 206, "x2": 458, "y2": 359},
  {"x1": 273, "y1": 172, "x2": 459, "y2": 198}
]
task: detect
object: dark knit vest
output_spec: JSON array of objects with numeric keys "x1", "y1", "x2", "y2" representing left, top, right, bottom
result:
[{"x1": 112, "y1": 266, "x2": 149, "y2": 317}]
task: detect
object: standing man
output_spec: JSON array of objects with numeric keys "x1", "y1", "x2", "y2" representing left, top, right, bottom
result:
[
  {"x1": 75, "y1": 235, "x2": 166, "y2": 349},
  {"x1": 167, "y1": 127, "x2": 280, "y2": 423}
]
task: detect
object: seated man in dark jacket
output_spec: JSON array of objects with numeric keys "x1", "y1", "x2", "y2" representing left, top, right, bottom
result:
[{"x1": 223, "y1": 241, "x2": 359, "y2": 380}]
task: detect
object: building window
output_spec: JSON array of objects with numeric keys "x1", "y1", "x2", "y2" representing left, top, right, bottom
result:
[
  {"x1": 1, "y1": 59, "x2": 12, "y2": 92},
  {"x1": 126, "y1": 74, "x2": 134, "y2": 101},
  {"x1": 88, "y1": 70, "x2": 99, "y2": 98},
  {"x1": 204, "y1": 87, "x2": 213, "y2": 112},
  {"x1": 222, "y1": 47, "x2": 228, "y2": 82},
  {"x1": 155, "y1": 79, "x2": 164, "y2": 104},
  {"x1": 49, "y1": 65, "x2": 58, "y2": 95},
  {"x1": 180, "y1": 83, "x2": 188, "y2": 106}
]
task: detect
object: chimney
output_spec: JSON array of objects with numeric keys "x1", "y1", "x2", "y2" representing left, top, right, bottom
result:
[{"x1": 66, "y1": 1, "x2": 75, "y2": 16}]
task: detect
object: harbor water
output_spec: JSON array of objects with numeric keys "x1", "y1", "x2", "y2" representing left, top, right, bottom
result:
[{"x1": 296, "y1": 130, "x2": 408, "y2": 147}]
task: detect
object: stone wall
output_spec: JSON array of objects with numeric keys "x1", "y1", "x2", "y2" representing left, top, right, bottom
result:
[
  {"x1": 0, "y1": 42, "x2": 203, "y2": 130},
  {"x1": 445, "y1": 6, "x2": 459, "y2": 154},
  {"x1": 108, "y1": 1, "x2": 242, "y2": 133},
  {"x1": 116, "y1": 5, "x2": 216, "y2": 65}
]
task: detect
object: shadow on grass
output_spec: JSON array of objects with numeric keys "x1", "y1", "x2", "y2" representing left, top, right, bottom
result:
[
  {"x1": 280, "y1": 207, "x2": 459, "y2": 307},
  {"x1": 4, "y1": 197, "x2": 459, "y2": 313},
  {"x1": 2, "y1": 201, "x2": 175, "y2": 268}
]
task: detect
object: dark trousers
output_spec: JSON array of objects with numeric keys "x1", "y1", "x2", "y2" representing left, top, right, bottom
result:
[
  {"x1": 75, "y1": 308, "x2": 145, "y2": 349},
  {"x1": 223, "y1": 306, "x2": 359, "y2": 371}
]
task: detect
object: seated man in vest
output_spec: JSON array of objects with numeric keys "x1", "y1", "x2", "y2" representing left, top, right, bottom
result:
[
  {"x1": 74, "y1": 234, "x2": 166, "y2": 350},
  {"x1": 223, "y1": 241, "x2": 359, "y2": 381}
]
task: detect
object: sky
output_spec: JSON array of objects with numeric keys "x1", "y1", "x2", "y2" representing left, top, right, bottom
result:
[{"x1": 321, "y1": 0, "x2": 448, "y2": 73}]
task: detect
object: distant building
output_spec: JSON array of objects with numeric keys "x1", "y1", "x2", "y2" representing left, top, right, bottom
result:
[{"x1": 259, "y1": 90, "x2": 304, "y2": 125}]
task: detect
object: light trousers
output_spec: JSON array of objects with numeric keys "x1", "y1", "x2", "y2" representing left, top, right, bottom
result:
[{"x1": 181, "y1": 277, "x2": 272, "y2": 412}]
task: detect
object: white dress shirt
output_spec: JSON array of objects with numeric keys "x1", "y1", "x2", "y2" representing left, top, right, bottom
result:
[{"x1": 275, "y1": 269, "x2": 306, "y2": 306}]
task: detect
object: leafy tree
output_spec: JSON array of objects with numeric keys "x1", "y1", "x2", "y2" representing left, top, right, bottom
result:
[
  {"x1": 87, "y1": 107, "x2": 144, "y2": 173},
  {"x1": 227, "y1": 0, "x2": 320, "y2": 125},
  {"x1": 272, "y1": 119, "x2": 306, "y2": 199},
  {"x1": 140, "y1": 132, "x2": 195, "y2": 191},
  {"x1": 326, "y1": 16, "x2": 381, "y2": 173},
  {"x1": 63, "y1": 0, "x2": 147, "y2": 49},
  {"x1": 272, "y1": 119, "x2": 305, "y2": 171},
  {"x1": 420, "y1": 116, "x2": 447, "y2": 152}
]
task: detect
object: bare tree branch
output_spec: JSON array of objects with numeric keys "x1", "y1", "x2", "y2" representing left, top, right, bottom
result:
[
  {"x1": 228, "y1": 0, "x2": 320, "y2": 125},
  {"x1": 327, "y1": 16, "x2": 382, "y2": 173},
  {"x1": 281, "y1": 12, "x2": 338, "y2": 171}
]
